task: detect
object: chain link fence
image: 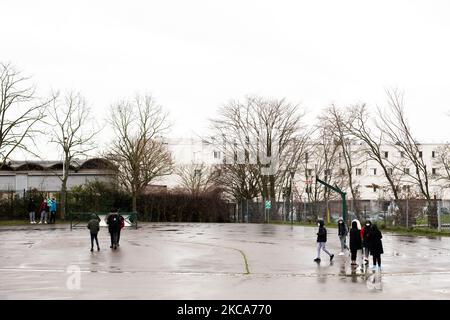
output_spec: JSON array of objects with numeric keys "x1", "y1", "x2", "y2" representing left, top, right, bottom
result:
[{"x1": 230, "y1": 198, "x2": 450, "y2": 232}]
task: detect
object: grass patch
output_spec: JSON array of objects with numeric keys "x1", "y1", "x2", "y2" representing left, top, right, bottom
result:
[
  {"x1": 271, "y1": 221, "x2": 450, "y2": 237},
  {"x1": 379, "y1": 225, "x2": 450, "y2": 237}
]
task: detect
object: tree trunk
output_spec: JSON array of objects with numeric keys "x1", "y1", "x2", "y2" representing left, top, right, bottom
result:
[
  {"x1": 61, "y1": 182, "x2": 67, "y2": 219},
  {"x1": 132, "y1": 192, "x2": 137, "y2": 212}
]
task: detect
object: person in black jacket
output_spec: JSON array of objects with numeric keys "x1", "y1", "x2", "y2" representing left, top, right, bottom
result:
[
  {"x1": 314, "y1": 219, "x2": 334, "y2": 263},
  {"x1": 349, "y1": 220, "x2": 362, "y2": 266},
  {"x1": 368, "y1": 224, "x2": 384, "y2": 271},
  {"x1": 106, "y1": 210, "x2": 121, "y2": 250},
  {"x1": 337, "y1": 217, "x2": 349, "y2": 255},
  {"x1": 28, "y1": 198, "x2": 36, "y2": 224}
]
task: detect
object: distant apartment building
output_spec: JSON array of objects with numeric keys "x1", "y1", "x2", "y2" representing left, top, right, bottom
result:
[{"x1": 155, "y1": 137, "x2": 450, "y2": 200}]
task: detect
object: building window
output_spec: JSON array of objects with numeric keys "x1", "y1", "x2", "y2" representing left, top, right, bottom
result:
[
  {"x1": 305, "y1": 152, "x2": 309, "y2": 161},
  {"x1": 383, "y1": 151, "x2": 388, "y2": 159},
  {"x1": 400, "y1": 151, "x2": 405, "y2": 158},
  {"x1": 373, "y1": 186, "x2": 378, "y2": 192},
  {"x1": 432, "y1": 168, "x2": 437, "y2": 175},
  {"x1": 356, "y1": 168, "x2": 362, "y2": 176},
  {"x1": 341, "y1": 169, "x2": 346, "y2": 175},
  {"x1": 404, "y1": 168, "x2": 410, "y2": 174},
  {"x1": 388, "y1": 168, "x2": 393, "y2": 175},
  {"x1": 418, "y1": 151, "x2": 423, "y2": 158},
  {"x1": 324, "y1": 169, "x2": 331, "y2": 176},
  {"x1": 402, "y1": 185, "x2": 410, "y2": 193},
  {"x1": 213, "y1": 151, "x2": 221, "y2": 159},
  {"x1": 371, "y1": 168, "x2": 377, "y2": 176},
  {"x1": 194, "y1": 169, "x2": 201, "y2": 177},
  {"x1": 432, "y1": 151, "x2": 436, "y2": 158},
  {"x1": 306, "y1": 169, "x2": 313, "y2": 177},
  {"x1": 338, "y1": 153, "x2": 342, "y2": 164}
]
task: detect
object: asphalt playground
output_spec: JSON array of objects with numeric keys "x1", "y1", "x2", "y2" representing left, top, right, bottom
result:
[{"x1": 1, "y1": 222, "x2": 450, "y2": 299}]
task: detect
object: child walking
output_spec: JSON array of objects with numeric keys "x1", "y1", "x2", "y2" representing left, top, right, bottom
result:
[
  {"x1": 361, "y1": 220, "x2": 372, "y2": 264},
  {"x1": 87, "y1": 214, "x2": 101, "y2": 252},
  {"x1": 314, "y1": 219, "x2": 334, "y2": 263},
  {"x1": 349, "y1": 220, "x2": 362, "y2": 266},
  {"x1": 368, "y1": 224, "x2": 384, "y2": 271},
  {"x1": 337, "y1": 217, "x2": 349, "y2": 255}
]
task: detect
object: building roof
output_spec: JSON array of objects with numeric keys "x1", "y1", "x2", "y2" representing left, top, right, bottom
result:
[{"x1": 1, "y1": 158, "x2": 117, "y2": 171}]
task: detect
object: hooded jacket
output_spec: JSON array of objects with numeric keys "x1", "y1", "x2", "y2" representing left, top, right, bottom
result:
[
  {"x1": 368, "y1": 225, "x2": 384, "y2": 255},
  {"x1": 87, "y1": 214, "x2": 100, "y2": 234},
  {"x1": 106, "y1": 212, "x2": 121, "y2": 231},
  {"x1": 362, "y1": 221, "x2": 372, "y2": 247},
  {"x1": 337, "y1": 218, "x2": 348, "y2": 236},
  {"x1": 349, "y1": 221, "x2": 362, "y2": 250},
  {"x1": 28, "y1": 199, "x2": 36, "y2": 212},
  {"x1": 316, "y1": 220, "x2": 327, "y2": 242},
  {"x1": 352, "y1": 219, "x2": 361, "y2": 230},
  {"x1": 49, "y1": 199, "x2": 57, "y2": 212}
]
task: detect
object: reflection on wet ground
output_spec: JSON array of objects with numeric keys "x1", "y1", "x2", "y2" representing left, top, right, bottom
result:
[{"x1": 1, "y1": 223, "x2": 450, "y2": 299}]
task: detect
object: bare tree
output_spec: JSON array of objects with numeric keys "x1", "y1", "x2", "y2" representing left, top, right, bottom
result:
[
  {"x1": 304, "y1": 125, "x2": 347, "y2": 216},
  {"x1": 176, "y1": 162, "x2": 216, "y2": 195},
  {"x1": 434, "y1": 144, "x2": 450, "y2": 190},
  {"x1": 210, "y1": 96, "x2": 309, "y2": 219},
  {"x1": 0, "y1": 63, "x2": 50, "y2": 166},
  {"x1": 378, "y1": 89, "x2": 437, "y2": 227},
  {"x1": 47, "y1": 91, "x2": 99, "y2": 219},
  {"x1": 346, "y1": 103, "x2": 404, "y2": 201},
  {"x1": 319, "y1": 105, "x2": 365, "y2": 219},
  {"x1": 107, "y1": 94, "x2": 173, "y2": 211}
]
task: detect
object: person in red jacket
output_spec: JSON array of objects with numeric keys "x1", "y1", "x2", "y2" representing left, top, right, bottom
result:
[
  {"x1": 361, "y1": 220, "x2": 372, "y2": 264},
  {"x1": 38, "y1": 199, "x2": 48, "y2": 224}
]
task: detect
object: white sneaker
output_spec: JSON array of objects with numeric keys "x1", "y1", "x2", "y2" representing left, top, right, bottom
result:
[
  {"x1": 338, "y1": 252, "x2": 344, "y2": 256},
  {"x1": 44, "y1": 221, "x2": 47, "y2": 224},
  {"x1": 38, "y1": 221, "x2": 42, "y2": 224}
]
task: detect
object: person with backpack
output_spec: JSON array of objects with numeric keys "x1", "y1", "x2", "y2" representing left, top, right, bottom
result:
[
  {"x1": 87, "y1": 213, "x2": 101, "y2": 252},
  {"x1": 314, "y1": 219, "x2": 334, "y2": 263},
  {"x1": 349, "y1": 220, "x2": 362, "y2": 266},
  {"x1": 106, "y1": 209, "x2": 121, "y2": 250},
  {"x1": 368, "y1": 223, "x2": 384, "y2": 271},
  {"x1": 337, "y1": 217, "x2": 349, "y2": 255},
  {"x1": 361, "y1": 220, "x2": 372, "y2": 264}
]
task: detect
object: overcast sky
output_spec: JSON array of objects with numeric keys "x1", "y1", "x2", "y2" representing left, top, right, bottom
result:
[{"x1": 1, "y1": 0, "x2": 449, "y2": 160}]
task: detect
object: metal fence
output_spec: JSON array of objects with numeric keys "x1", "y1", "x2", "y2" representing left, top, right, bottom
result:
[{"x1": 231, "y1": 198, "x2": 450, "y2": 231}]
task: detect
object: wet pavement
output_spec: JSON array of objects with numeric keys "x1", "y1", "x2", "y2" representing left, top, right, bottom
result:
[{"x1": 1, "y1": 223, "x2": 450, "y2": 299}]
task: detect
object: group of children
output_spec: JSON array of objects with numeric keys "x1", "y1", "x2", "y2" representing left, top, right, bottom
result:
[
  {"x1": 315, "y1": 217, "x2": 384, "y2": 271},
  {"x1": 87, "y1": 210, "x2": 125, "y2": 252},
  {"x1": 28, "y1": 196, "x2": 57, "y2": 224}
]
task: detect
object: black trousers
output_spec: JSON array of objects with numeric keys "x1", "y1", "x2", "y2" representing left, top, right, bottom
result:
[
  {"x1": 90, "y1": 233, "x2": 99, "y2": 249},
  {"x1": 109, "y1": 229, "x2": 119, "y2": 246},
  {"x1": 372, "y1": 254, "x2": 381, "y2": 266},
  {"x1": 351, "y1": 249, "x2": 358, "y2": 261},
  {"x1": 50, "y1": 211, "x2": 56, "y2": 223}
]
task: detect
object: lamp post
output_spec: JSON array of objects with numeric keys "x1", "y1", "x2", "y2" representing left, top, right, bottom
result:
[{"x1": 289, "y1": 168, "x2": 295, "y2": 226}]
